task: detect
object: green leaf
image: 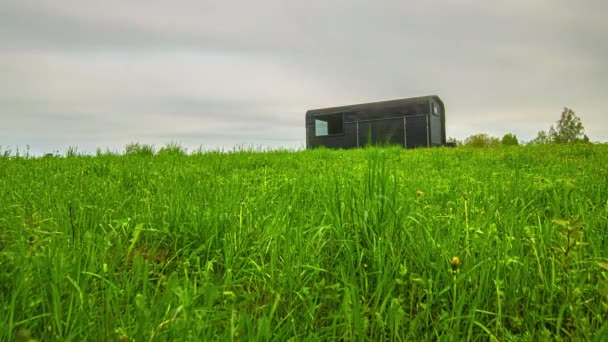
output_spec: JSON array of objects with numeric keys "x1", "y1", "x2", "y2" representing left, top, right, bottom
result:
[
  {"x1": 552, "y1": 219, "x2": 569, "y2": 227},
  {"x1": 127, "y1": 223, "x2": 145, "y2": 258},
  {"x1": 598, "y1": 262, "x2": 608, "y2": 270}
]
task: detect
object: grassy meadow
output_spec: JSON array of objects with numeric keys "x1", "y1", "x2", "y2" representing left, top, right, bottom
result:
[{"x1": 1, "y1": 144, "x2": 607, "y2": 340}]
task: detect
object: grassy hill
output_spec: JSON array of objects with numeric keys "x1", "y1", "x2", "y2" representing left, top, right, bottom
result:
[{"x1": 1, "y1": 144, "x2": 607, "y2": 340}]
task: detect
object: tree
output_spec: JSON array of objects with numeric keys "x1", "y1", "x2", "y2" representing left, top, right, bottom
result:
[
  {"x1": 528, "y1": 107, "x2": 588, "y2": 145},
  {"x1": 501, "y1": 133, "x2": 519, "y2": 146},
  {"x1": 548, "y1": 107, "x2": 587, "y2": 143},
  {"x1": 529, "y1": 130, "x2": 550, "y2": 145},
  {"x1": 464, "y1": 133, "x2": 501, "y2": 148}
]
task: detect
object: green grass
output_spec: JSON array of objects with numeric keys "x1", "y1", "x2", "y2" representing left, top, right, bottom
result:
[{"x1": 1, "y1": 144, "x2": 607, "y2": 340}]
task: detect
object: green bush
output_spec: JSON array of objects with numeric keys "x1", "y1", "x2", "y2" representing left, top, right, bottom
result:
[
  {"x1": 464, "y1": 133, "x2": 501, "y2": 147},
  {"x1": 501, "y1": 133, "x2": 519, "y2": 146},
  {"x1": 124, "y1": 142, "x2": 155, "y2": 156}
]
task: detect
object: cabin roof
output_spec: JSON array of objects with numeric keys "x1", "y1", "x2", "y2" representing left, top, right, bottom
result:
[{"x1": 305, "y1": 95, "x2": 444, "y2": 119}]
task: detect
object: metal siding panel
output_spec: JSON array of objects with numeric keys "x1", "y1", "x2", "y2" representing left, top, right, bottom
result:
[
  {"x1": 431, "y1": 113, "x2": 442, "y2": 146},
  {"x1": 431, "y1": 97, "x2": 446, "y2": 145},
  {"x1": 308, "y1": 123, "x2": 357, "y2": 149},
  {"x1": 406, "y1": 116, "x2": 428, "y2": 148},
  {"x1": 357, "y1": 118, "x2": 405, "y2": 147}
]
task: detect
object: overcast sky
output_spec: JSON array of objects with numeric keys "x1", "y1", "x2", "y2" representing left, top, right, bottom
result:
[{"x1": 1, "y1": 0, "x2": 606, "y2": 154}]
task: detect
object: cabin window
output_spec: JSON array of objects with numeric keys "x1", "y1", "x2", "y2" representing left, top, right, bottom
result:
[{"x1": 315, "y1": 113, "x2": 344, "y2": 136}]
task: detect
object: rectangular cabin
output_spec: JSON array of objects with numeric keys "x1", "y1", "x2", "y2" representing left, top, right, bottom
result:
[{"x1": 305, "y1": 95, "x2": 446, "y2": 149}]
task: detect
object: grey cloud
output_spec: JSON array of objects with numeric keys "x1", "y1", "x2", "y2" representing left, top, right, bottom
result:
[{"x1": 1, "y1": 0, "x2": 607, "y2": 153}]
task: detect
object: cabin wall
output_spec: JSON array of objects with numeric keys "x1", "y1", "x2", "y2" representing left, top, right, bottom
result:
[
  {"x1": 306, "y1": 122, "x2": 358, "y2": 149},
  {"x1": 357, "y1": 117, "x2": 406, "y2": 147},
  {"x1": 405, "y1": 115, "x2": 428, "y2": 148},
  {"x1": 306, "y1": 96, "x2": 445, "y2": 149},
  {"x1": 431, "y1": 98, "x2": 446, "y2": 145},
  {"x1": 430, "y1": 113, "x2": 442, "y2": 146}
]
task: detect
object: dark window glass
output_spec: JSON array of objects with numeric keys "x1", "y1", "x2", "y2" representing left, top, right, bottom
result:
[{"x1": 315, "y1": 113, "x2": 344, "y2": 136}]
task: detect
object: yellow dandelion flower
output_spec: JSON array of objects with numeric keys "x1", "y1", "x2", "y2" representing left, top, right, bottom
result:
[
  {"x1": 451, "y1": 256, "x2": 460, "y2": 272},
  {"x1": 416, "y1": 190, "x2": 424, "y2": 197}
]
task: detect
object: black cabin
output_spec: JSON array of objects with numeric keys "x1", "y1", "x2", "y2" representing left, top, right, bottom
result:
[{"x1": 305, "y1": 95, "x2": 446, "y2": 149}]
